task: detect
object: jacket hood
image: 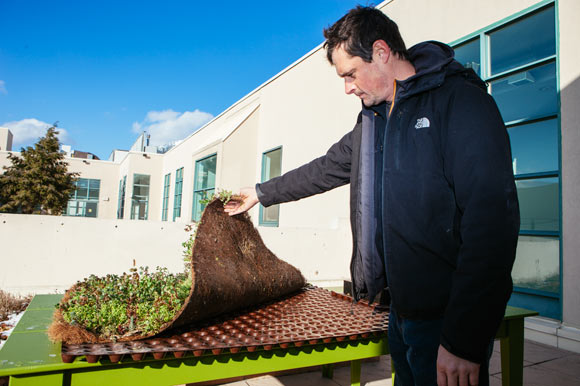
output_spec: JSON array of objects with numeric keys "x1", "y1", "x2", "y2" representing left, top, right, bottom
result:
[{"x1": 397, "y1": 41, "x2": 487, "y2": 98}]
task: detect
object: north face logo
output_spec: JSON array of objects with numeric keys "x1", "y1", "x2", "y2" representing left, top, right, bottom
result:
[{"x1": 415, "y1": 117, "x2": 430, "y2": 129}]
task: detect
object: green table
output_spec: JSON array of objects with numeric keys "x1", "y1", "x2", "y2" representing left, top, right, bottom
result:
[
  {"x1": 0, "y1": 295, "x2": 536, "y2": 386},
  {"x1": 0, "y1": 295, "x2": 387, "y2": 386},
  {"x1": 495, "y1": 306, "x2": 539, "y2": 386}
]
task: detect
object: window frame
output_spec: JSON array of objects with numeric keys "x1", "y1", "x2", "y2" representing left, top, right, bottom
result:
[
  {"x1": 65, "y1": 178, "x2": 100, "y2": 218},
  {"x1": 192, "y1": 153, "x2": 217, "y2": 222},
  {"x1": 162, "y1": 173, "x2": 171, "y2": 221},
  {"x1": 450, "y1": 0, "x2": 562, "y2": 318},
  {"x1": 173, "y1": 167, "x2": 184, "y2": 221},
  {"x1": 117, "y1": 175, "x2": 126, "y2": 219},
  {"x1": 259, "y1": 146, "x2": 283, "y2": 227},
  {"x1": 130, "y1": 173, "x2": 150, "y2": 220}
]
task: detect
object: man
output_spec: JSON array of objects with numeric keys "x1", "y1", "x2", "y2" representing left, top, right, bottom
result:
[{"x1": 225, "y1": 6, "x2": 519, "y2": 386}]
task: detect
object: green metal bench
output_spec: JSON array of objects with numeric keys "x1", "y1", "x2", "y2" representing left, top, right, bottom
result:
[{"x1": 0, "y1": 294, "x2": 536, "y2": 386}]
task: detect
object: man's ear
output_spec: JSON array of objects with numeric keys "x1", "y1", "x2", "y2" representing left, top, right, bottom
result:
[{"x1": 372, "y1": 40, "x2": 391, "y2": 63}]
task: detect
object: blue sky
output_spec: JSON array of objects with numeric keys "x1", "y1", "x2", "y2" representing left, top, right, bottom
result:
[{"x1": 0, "y1": 0, "x2": 366, "y2": 159}]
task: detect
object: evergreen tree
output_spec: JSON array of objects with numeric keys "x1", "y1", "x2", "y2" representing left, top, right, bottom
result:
[{"x1": 0, "y1": 125, "x2": 78, "y2": 214}]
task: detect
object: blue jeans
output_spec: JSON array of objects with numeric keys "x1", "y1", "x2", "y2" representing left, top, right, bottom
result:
[{"x1": 388, "y1": 307, "x2": 493, "y2": 386}]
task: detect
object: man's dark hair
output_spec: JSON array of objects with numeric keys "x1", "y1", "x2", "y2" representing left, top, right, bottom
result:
[{"x1": 323, "y1": 6, "x2": 410, "y2": 64}]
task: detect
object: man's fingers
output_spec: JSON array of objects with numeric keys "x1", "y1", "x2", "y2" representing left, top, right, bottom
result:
[
  {"x1": 437, "y1": 368, "x2": 447, "y2": 386},
  {"x1": 459, "y1": 370, "x2": 470, "y2": 386},
  {"x1": 222, "y1": 187, "x2": 259, "y2": 216},
  {"x1": 468, "y1": 369, "x2": 479, "y2": 386}
]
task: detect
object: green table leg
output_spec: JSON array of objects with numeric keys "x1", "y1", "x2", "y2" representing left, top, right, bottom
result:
[
  {"x1": 10, "y1": 372, "x2": 65, "y2": 386},
  {"x1": 350, "y1": 359, "x2": 361, "y2": 386},
  {"x1": 500, "y1": 318, "x2": 524, "y2": 386},
  {"x1": 322, "y1": 363, "x2": 334, "y2": 379}
]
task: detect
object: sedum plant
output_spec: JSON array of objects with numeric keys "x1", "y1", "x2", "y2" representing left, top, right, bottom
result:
[{"x1": 57, "y1": 266, "x2": 191, "y2": 340}]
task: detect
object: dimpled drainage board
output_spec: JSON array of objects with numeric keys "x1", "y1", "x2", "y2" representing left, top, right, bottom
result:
[{"x1": 60, "y1": 286, "x2": 389, "y2": 364}]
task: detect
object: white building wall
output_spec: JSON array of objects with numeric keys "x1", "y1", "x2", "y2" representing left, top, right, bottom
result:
[
  {"x1": 558, "y1": 0, "x2": 580, "y2": 328},
  {"x1": 220, "y1": 106, "x2": 260, "y2": 193},
  {"x1": 114, "y1": 152, "x2": 164, "y2": 221},
  {"x1": 0, "y1": 213, "x2": 187, "y2": 295},
  {"x1": 378, "y1": 0, "x2": 541, "y2": 46},
  {"x1": 65, "y1": 158, "x2": 120, "y2": 219},
  {"x1": 0, "y1": 127, "x2": 13, "y2": 151}
]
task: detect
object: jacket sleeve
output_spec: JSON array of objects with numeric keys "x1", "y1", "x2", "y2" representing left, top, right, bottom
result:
[
  {"x1": 440, "y1": 81, "x2": 520, "y2": 363},
  {"x1": 257, "y1": 130, "x2": 353, "y2": 207}
]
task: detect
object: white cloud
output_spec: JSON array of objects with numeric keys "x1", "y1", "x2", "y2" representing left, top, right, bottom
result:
[
  {"x1": 0, "y1": 80, "x2": 6, "y2": 94},
  {"x1": 1, "y1": 118, "x2": 69, "y2": 148},
  {"x1": 132, "y1": 109, "x2": 213, "y2": 147}
]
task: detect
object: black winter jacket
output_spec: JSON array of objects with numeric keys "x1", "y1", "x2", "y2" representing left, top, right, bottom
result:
[{"x1": 256, "y1": 41, "x2": 519, "y2": 363}]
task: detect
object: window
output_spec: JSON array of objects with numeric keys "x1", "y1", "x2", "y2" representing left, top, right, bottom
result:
[
  {"x1": 131, "y1": 174, "x2": 150, "y2": 220},
  {"x1": 173, "y1": 167, "x2": 183, "y2": 221},
  {"x1": 454, "y1": 38, "x2": 480, "y2": 76},
  {"x1": 162, "y1": 173, "x2": 171, "y2": 221},
  {"x1": 117, "y1": 176, "x2": 126, "y2": 219},
  {"x1": 65, "y1": 178, "x2": 100, "y2": 218},
  {"x1": 260, "y1": 147, "x2": 282, "y2": 226},
  {"x1": 488, "y1": 7, "x2": 555, "y2": 76},
  {"x1": 452, "y1": 3, "x2": 560, "y2": 318},
  {"x1": 192, "y1": 154, "x2": 217, "y2": 222}
]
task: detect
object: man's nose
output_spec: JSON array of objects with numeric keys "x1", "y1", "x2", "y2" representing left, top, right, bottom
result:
[{"x1": 345, "y1": 81, "x2": 356, "y2": 95}]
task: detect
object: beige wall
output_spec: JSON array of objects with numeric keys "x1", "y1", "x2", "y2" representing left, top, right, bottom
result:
[
  {"x1": 120, "y1": 152, "x2": 164, "y2": 221},
  {"x1": 0, "y1": 127, "x2": 13, "y2": 151},
  {"x1": 66, "y1": 158, "x2": 121, "y2": 219},
  {"x1": 379, "y1": 0, "x2": 541, "y2": 46},
  {"x1": 558, "y1": 0, "x2": 580, "y2": 327},
  {"x1": 0, "y1": 213, "x2": 187, "y2": 295},
  {"x1": 221, "y1": 107, "x2": 260, "y2": 193}
]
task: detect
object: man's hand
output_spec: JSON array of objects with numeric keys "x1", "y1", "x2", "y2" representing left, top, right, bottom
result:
[
  {"x1": 223, "y1": 187, "x2": 260, "y2": 216},
  {"x1": 437, "y1": 345, "x2": 480, "y2": 386}
]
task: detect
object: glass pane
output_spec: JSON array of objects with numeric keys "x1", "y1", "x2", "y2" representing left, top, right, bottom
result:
[
  {"x1": 85, "y1": 202, "x2": 98, "y2": 218},
  {"x1": 264, "y1": 149, "x2": 282, "y2": 180},
  {"x1": 75, "y1": 187, "x2": 87, "y2": 200},
  {"x1": 69, "y1": 201, "x2": 86, "y2": 216},
  {"x1": 490, "y1": 6, "x2": 555, "y2": 75},
  {"x1": 89, "y1": 179, "x2": 100, "y2": 189},
  {"x1": 131, "y1": 200, "x2": 148, "y2": 220},
  {"x1": 516, "y1": 177, "x2": 559, "y2": 232},
  {"x1": 133, "y1": 186, "x2": 149, "y2": 197},
  {"x1": 512, "y1": 235, "x2": 559, "y2": 293},
  {"x1": 263, "y1": 205, "x2": 280, "y2": 223},
  {"x1": 193, "y1": 189, "x2": 214, "y2": 222},
  {"x1": 77, "y1": 179, "x2": 88, "y2": 189},
  {"x1": 66, "y1": 201, "x2": 77, "y2": 216},
  {"x1": 88, "y1": 187, "x2": 99, "y2": 200},
  {"x1": 134, "y1": 174, "x2": 150, "y2": 185},
  {"x1": 490, "y1": 62, "x2": 557, "y2": 123},
  {"x1": 454, "y1": 38, "x2": 480, "y2": 76},
  {"x1": 508, "y1": 119, "x2": 558, "y2": 175},
  {"x1": 173, "y1": 190, "x2": 182, "y2": 220},
  {"x1": 195, "y1": 156, "x2": 217, "y2": 190},
  {"x1": 75, "y1": 179, "x2": 88, "y2": 199}
]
